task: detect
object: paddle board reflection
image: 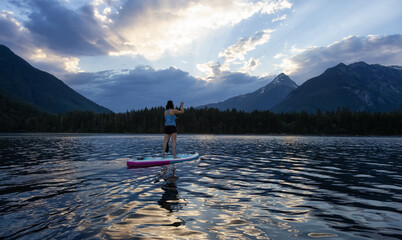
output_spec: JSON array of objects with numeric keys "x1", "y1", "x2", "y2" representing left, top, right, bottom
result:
[{"x1": 154, "y1": 165, "x2": 177, "y2": 184}]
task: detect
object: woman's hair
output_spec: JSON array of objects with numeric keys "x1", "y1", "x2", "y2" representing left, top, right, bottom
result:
[{"x1": 166, "y1": 100, "x2": 174, "y2": 110}]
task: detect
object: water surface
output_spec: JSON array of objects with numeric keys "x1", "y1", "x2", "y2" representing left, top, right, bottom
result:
[{"x1": 0, "y1": 134, "x2": 401, "y2": 239}]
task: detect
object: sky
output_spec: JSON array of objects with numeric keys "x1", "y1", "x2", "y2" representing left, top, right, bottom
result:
[{"x1": 0, "y1": 0, "x2": 401, "y2": 112}]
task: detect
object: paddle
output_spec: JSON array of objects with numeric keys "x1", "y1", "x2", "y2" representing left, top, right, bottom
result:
[{"x1": 165, "y1": 137, "x2": 170, "y2": 153}]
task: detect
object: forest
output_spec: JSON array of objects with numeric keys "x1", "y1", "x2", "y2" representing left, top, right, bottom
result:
[{"x1": 1, "y1": 103, "x2": 401, "y2": 135}]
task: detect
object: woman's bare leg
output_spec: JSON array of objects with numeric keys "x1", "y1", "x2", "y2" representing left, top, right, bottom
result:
[
  {"x1": 162, "y1": 134, "x2": 170, "y2": 158},
  {"x1": 172, "y1": 133, "x2": 178, "y2": 158}
]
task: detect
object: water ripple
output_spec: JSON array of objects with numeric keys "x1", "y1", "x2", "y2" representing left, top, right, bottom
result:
[{"x1": 0, "y1": 134, "x2": 401, "y2": 239}]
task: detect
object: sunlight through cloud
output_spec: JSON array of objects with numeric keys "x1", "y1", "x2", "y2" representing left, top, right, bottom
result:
[
  {"x1": 219, "y1": 29, "x2": 275, "y2": 63},
  {"x1": 31, "y1": 48, "x2": 82, "y2": 73},
  {"x1": 106, "y1": 0, "x2": 290, "y2": 60}
]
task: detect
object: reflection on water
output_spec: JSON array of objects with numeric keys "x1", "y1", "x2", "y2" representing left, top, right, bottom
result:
[{"x1": 0, "y1": 133, "x2": 401, "y2": 239}]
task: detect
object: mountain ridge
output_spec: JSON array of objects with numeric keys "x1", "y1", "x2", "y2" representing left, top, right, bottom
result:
[
  {"x1": 272, "y1": 61, "x2": 402, "y2": 113},
  {"x1": 198, "y1": 73, "x2": 298, "y2": 112},
  {"x1": 0, "y1": 44, "x2": 111, "y2": 114}
]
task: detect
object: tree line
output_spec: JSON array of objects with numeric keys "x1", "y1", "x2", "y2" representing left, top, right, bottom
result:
[{"x1": 1, "y1": 104, "x2": 401, "y2": 135}]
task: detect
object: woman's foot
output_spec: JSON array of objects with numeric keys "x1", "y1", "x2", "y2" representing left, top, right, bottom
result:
[{"x1": 162, "y1": 154, "x2": 166, "y2": 158}]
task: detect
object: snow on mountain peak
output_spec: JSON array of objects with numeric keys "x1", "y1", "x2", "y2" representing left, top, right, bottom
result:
[{"x1": 271, "y1": 73, "x2": 298, "y2": 88}]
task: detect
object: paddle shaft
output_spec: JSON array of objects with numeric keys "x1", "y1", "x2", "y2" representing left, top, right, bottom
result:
[{"x1": 165, "y1": 137, "x2": 170, "y2": 153}]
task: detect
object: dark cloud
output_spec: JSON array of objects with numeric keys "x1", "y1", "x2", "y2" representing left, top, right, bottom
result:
[
  {"x1": 0, "y1": 16, "x2": 18, "y2": 39},
  {"x1": 0, "y1": 0, "x2": 118, "y2": 76},
  {"x1": 63, "y1": 66, "x2": 201, "y2": 111},
  {"x1": 286, "y1": 34, "x2": 402, "y2": 83},
  {"x1": 19, "y1": 0, "x2": 112, "y2": 55},
  {"x1": 63, "y1": 66, "x2": 270, "y2": 112},
  {"x1": 219, "y1": 72, "x2": 259, "y2": 84},
  {"x1": 0, "y1": 11, "x2": 32, "y2": 54}
]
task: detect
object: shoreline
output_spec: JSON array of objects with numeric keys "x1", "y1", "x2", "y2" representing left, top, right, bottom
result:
[{"x1": 1, "y1": 132, "x2": 401, "y2": 137}]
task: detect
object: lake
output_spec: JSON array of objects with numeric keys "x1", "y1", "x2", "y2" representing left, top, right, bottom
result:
[{"x1": 0, "y1": 134, "x2": 401, "y2": 239}]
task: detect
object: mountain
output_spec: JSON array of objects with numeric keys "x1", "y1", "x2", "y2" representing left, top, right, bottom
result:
[
  {"x1": 272, "y1": 62, "x2": 402, "y2": 113},
  {"x1": 0, "y1": 89, "x2": 49, "y2": 131},
  {"x1": 198, "y1": 73, "x2": 298, "y2": 112},
  {"x1": 0, "y1": 44, "x2": 111, "y2": 114}
]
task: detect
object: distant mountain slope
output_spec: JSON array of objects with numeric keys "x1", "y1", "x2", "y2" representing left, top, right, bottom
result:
[
  {"x1": 198, "y1": 73, "x2": 298, "y2": 111},
  {"x1": 0, "y1": 44, "x2": 111, "y2": 114},
  {"x1": 272, "y1": 62, "x2": 402, "y2": 113},
  {"x1": 0, "y1": 89, "x2": 48, "y2": 131}
]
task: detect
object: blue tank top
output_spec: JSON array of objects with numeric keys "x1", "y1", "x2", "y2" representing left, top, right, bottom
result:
[{"x1": 165, "y1": 109, "x2": 176, "y2": 126}]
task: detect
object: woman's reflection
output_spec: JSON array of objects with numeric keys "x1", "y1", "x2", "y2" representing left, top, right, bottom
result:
[{"x1": 157, "y1": 165, "x2": 187, "y2": 226}]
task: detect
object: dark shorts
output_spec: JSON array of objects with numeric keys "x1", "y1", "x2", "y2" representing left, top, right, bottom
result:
[{"x1": 164, "y1": 125, "x2": 177, "y2": 134}]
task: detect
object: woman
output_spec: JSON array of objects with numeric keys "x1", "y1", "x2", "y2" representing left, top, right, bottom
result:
[{"x1": 162, "y1": 100, "x2": 184, "y2": 158}]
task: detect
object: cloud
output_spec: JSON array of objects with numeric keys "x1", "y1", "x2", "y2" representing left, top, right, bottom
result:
[
  {"x1": 0, "y1": 10, "x2": 26, "y2": 32},
  {"x1": 219, "y1": 29, "x2": 275, "y2": 63},
  {"x1": 1, "y1": 0, "x2": 290, "y2": 111},
  {"x1": 0, "y1": 2, "x2": 100, "y2": 74},
  {"x1": 0, "y1": 0, "x2": 293, "y2": 78},
  {"x1": 64, "y1": 65, "x2": 269, "y2": 112},
  {"x1": 239, "y1": 57, "x2": 262, "y2": 73},
  {"x1": 109, "y1": 0, "x2": 258, "y2": 59},
  {"x1": 30, "y1": 48, "x2": 82, "y2": 73},
  {"x1": 62, "y1": 66, "x2": 196, "y2": 111},
  {"x1": 3, "y1": 0, "x2": 292, "y2": 60},
  {"x1": 277, "y1": 34, "x2": 402, "y2": 83},
  {"x1": 200, "y1": 27, "x2": 276, "y2": 77},
  {"x1": 260, "y1": 0, "x2": 292, "y2": 14},
  {"x1": 0, "y1": 10, "x2": 83, "y2": 75},
  {"x1": 106, "y1": 0, "x2": 291, "y2": 60},
  {"x1": 272, "y1": 14, "x2": 286, "y2": 22},
  {"x1": 196, "y1": 61, "x2": 230, "y2": 79},
  {"x1": 273, "y1": 53, "x2": 286, "y2": 59},
  {"x1": 0, "y1": 10, "x2": 31, "y2": 52},
  {"x1": 207, "y1": 1, "x2": 290, "y2": 75},
  {"x1": 22, "y1": 0, "x2": 112, "y2": 56}
]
